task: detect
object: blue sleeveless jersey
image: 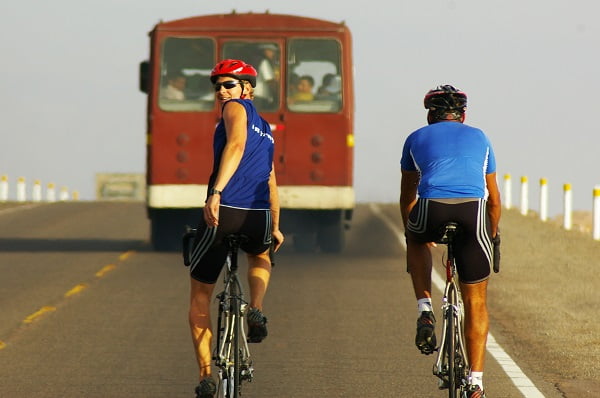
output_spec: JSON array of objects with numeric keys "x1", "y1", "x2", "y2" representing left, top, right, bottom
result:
[
  {"x1": 209, "y1": 99, "x2": 274, "y2": 209},
  {"x1": 400, "y1": 121, "x2": 496, "y2": 199}
]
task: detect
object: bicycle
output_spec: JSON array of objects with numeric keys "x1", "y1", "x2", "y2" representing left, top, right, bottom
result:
[
  {"x1": 432, "y1": 222, "x2": 470, "y2": 398},
  {"x1": 183, "y1": 230, "x2": 253, "y2": 398}
]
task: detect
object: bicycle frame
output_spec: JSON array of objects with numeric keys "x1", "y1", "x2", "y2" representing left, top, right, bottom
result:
[
  {"x1": 432, "y1": 223, "x2": 470, "y2": 398},
  {"x1": 214, "y1": 235, "x2": 253, "y2": 397}
]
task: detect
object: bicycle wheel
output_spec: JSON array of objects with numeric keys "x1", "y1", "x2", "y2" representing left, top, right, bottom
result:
[
  {"x1": 230, "y1": 296, "x2": 241, "y2": 397},
  {"x1": 446, "y1": 305, "x2": 457, "y2": 398},
  {"x1": 445, "y1": 284, "x2": 468, "y2": 398},
  {"x1": 215, "y1": 294, "x2": 240, "y2": 398},
  {"x1": 218, "y1": 298, "x2": 241, "y2": 398},
  {"x1": 215, "y1": 296, "x2": 229, "y2": 398},
  {"x1": 454, "y1": 289, "x2": 469, "y2": 394}
]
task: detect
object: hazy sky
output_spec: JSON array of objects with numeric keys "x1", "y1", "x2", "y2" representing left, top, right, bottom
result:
[{"x1": 1, "y1": 1, "x2": 599, "y2": 216}]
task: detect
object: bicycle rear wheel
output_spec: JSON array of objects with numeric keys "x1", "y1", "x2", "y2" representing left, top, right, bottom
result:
[
  {"x1": 216, "y1": 295, "x2": 242, "y2": 398},
  {"x1": 230, "y1": 296, "x2": 241, "y2": 397},
  {"x1": 446, "y1": 283, "x2": 465, "y2": 398},
  {"x1": 446, "y1": 304, "x2": 458, "y2": 398}
]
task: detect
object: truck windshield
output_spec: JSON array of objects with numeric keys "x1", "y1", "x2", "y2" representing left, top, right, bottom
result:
[{"x1": 158, "y1": 37, "x2": 215, "y2": 112}]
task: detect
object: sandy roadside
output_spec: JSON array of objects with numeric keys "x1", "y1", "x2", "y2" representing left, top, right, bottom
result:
[{"x1": 488, "y1": 208, "x2": 600, "y2": 396}]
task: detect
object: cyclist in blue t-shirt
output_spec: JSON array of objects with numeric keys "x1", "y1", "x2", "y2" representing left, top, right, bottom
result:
[
  {"x1": 187, "y1": 59, "x2": 285, "y2": 398},
  {"x1": 400, "y1": 85, "x2": 501, "y2": 398}
]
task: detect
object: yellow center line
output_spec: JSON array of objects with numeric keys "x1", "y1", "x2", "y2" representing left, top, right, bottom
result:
[
  {"x1": 95, "y1": 264, "x2": 117, "y2": 278},
  {"x1": 1, "y1": 248, "x2": 139, "y2": 352},
  {"x1": 64, "y1": 283, "x2": 88, "y2": 298},
  {"x1": 119, "y1": 250, "x2": 136, "y2": 261},
  {"x1": 23, "y1": 306, "x2": 56, "y2": 324}
]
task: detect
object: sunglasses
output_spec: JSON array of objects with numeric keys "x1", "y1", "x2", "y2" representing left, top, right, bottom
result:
[{"x1": 214, "y1": 80, "x2": 241, "y2": 91}]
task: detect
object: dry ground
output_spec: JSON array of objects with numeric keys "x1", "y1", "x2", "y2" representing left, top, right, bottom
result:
[{"x1": 487, "y1": 208, "x2": 600, "y2": 396}]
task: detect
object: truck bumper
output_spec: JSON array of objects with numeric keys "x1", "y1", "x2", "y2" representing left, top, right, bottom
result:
[{"x1": 147, "y1": 184, "x2": 355, "y2": 209}]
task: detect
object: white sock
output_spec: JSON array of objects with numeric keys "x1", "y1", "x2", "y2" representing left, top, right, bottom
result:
[
  {"x1": 469, "y1": 371, "x2": 484, "y2": 390},
  {"x1": 417, "y1": 298, "x2": 433, "y2": 315}
]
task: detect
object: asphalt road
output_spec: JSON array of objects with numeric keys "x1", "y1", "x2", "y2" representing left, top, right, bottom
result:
[{"x1": 0, "y1": 202, "x2": 588, "y2": 397}]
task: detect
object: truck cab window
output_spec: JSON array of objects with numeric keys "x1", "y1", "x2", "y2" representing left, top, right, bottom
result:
[{"x1": 159, "y1": 38, "x2": 215, "y2": 111}]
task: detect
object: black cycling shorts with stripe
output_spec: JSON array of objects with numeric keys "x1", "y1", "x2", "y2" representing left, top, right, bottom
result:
[
  {"x1": 189, "y1": 206, "x2": 272, "y2": 284},
  {"x1": 405, "y1": 198, "x2": 493, "y2": 284}
]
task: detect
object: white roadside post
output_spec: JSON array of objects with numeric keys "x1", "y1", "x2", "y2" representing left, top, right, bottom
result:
[
  {"x1": 59, "y1": 186, "x2": 70, "y2": 201},
  {"x1": 593, "y1": 186, "x2": 600, "y2": 241},
  {"x1": 563, "y1": 183, "x2": 572, "y2": 231},
  {"x1": 503, "y1": 174, "x2": 512, "y2": 209},
  {"x1": 47, "y1": 183, "x2": 56, "y2": 202},
  {"x1": 520, "y1": 176, "x2": 529, "y2": 216},
  {"x1": 16, "y1": 177, "x2": 26, "y2": 202},
  {"x1": 539, "y1": 178, "x2": 548, "y2": 222},
  {"x1": 0, "y1": 175, "x2": 8, "y2": 202},
  {"x1": 32, "y1": 180, "x2": 42, "y2": 202}
]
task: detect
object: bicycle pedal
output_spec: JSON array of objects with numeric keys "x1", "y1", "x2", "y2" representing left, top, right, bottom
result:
[{"x1": 418, "y1": 345, "x2": 436, "y2": 355}]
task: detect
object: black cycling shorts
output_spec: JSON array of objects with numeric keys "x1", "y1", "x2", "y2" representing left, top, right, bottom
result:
[
  {"x1": 189, "y1": 206, "x2": 272, "y2": 284},
  {"x1": 405, "y1": 198, "x2": 493, "y2": 284}
]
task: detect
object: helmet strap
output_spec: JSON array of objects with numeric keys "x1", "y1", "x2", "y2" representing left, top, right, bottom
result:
[{"x1": 239, "y1": 80, "x2": 247, "y2": 99}]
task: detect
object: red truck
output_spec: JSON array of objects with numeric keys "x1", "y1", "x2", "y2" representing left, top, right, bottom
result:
[{"x1": 139, "y1": 11, "x2": 355, "y2": 252}]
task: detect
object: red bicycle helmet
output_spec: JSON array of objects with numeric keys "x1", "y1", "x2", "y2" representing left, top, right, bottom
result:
[
  {"x1": 210, "y1": 59, "x2": 258, "y2": 87},
  {"x1": 424, "y1": 85, "x2": 467, "y2": 111}
]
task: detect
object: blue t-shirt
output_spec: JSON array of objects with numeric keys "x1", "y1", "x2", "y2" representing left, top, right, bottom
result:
[
  {"x1": 209, "y1": 99, "x2": 274, "y2": 209},
  {"x1": 400, "y1": 121, "x2": 496, "y2": 199}
]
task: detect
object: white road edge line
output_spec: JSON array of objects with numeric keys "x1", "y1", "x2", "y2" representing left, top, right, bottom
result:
[
  {"x1": 369, "y1": 203, "x2": 546, "y2": 398},
  {"x1": 0, "y1": 203, "x2": 43, "y2": 215}
]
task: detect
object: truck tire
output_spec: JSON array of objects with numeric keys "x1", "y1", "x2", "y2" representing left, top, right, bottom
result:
[
  {"x1": 150, "y1": 209, "x2": 200, "y2": 252},
  {"x1": 293, "y1": 232, "x2": 317, "y2": 253},
  {"x1": 151, "y1": 214, "x2": 181, "y2": 251},
  {"x1": 317, "y1": 216, "x2": 345, "y2": 253}
]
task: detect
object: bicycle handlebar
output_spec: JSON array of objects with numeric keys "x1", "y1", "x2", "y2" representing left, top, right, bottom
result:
[
  {"x1": 492, "y1": 233, "x2": 501, "y2": 273},
  {"x1": 182, "y1": 226, "x2": 197, "y2": 266},
  {"x1": 269, "y1": 242, "x2": 276, "y2": 267}
]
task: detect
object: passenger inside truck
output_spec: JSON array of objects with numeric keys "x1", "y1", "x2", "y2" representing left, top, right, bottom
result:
[
  {"x1": 315, "y1": 73, "x2": 341, "y2": 102},
  {"x1": 223, "y1": 42, "x2": 281, "y2": 112},
  {"x1": 159, "y1": 37, "x2": 216, "y2": 111},
  {"x1": 161, "y1": 72, "x2": 186, "y2": 100},
  {"x1": 289, "y1": 75, "x2": 315, "y2": 103},
  {"x1": 287, "y1": 38, "x2": 342, "y2": 113}
]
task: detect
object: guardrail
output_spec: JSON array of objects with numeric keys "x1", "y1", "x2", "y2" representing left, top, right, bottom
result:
[
  {"x1": 502, "y1": 174, "x2": 600, "y2": 241},
  {"x1": 0, "y1": 175, "x2": 79, "y2": 202}
]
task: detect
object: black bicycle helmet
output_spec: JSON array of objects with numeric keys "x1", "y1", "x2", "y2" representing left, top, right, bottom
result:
[{"x1": 424, "y1": 85, "x2": 467, "y2": 112}]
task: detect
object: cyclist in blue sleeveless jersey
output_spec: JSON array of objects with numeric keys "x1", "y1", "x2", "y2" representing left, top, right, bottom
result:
[
  {"x1": 400, "y1": 85, "x2": 501, "y2": 398},
  {"x1": 187, "y1": 59, "x2": 284, "y2": 398}
]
